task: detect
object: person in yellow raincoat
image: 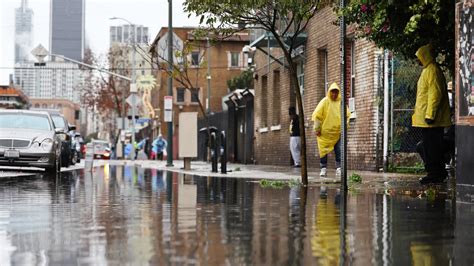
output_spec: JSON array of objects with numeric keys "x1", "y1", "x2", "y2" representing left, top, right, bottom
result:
[
  {"x1": 312, "y1": 83, "x2": 349, "y2": 177},
  {"x1": 413, "y1": 44, "x2": 451, "y2": 184}
]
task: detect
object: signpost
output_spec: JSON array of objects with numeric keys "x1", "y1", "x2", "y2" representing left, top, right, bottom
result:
[
  {"x1": 164, "y1": 96, "x2": 173, "y2": 122},
  {"x1": 84, "y1": 142, "x2": 94, "y2": 172}
]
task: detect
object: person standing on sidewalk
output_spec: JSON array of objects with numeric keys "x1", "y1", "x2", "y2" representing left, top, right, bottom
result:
[
  {"x1": 289, "y1": 107, "x2": 301, "y2": 168},
  {"x1": 152, "y1": 135, "x2": 167, "y2": 161},
  {"x1": 312, "y1": 83, "x2": 348, "y2": 177},
  {"x1": 413, "y1": 44, "x2": 451, "y2": 184}
]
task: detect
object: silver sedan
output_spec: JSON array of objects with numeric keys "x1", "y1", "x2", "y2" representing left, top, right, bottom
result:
[{"x1": 0, "y1": 110, "x2": 64, "y2": 173}]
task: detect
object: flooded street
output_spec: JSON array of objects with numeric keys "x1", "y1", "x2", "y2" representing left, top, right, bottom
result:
[{"x1": 0, "y1": 165, "x2": 473, "y2": 265}]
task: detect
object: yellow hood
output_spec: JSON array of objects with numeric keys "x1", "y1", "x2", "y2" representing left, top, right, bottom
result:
[
  {"x1": 327, "y1": 82, "x2": 341, "y2": 101},
  {"x1": 415, "y1": 44, "x2": 435, "y2": 68}
]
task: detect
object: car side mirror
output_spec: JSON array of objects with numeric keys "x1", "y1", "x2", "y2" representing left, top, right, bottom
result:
[
  {"x1": 55, "y1": 128, "x2": 65, "y2": 134},
  {"x1": 69, "y1": 124, "x2": 77, "y2": 131}
]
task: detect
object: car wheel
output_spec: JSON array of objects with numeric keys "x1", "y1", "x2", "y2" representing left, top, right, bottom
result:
[
  {"x1": 46, "y1": 153, "x2": 61, "y2": 174},
  {"x1": 71, "y1": 151, "x2": 77, "y2": 166}
]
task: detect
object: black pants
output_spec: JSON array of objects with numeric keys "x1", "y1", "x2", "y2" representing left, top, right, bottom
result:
[{"x1": 417, "y1": 127, "x2": 447, "y2": 178}]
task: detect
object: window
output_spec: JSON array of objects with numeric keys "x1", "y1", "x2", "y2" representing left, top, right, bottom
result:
[
  {"x1": 350, "y1": 40, "x2": 355, "y2": 98},
  {"x1": 261, "y1": 75, "x2": 268, "y2": 127},
  {"x1": 318, "y1": 49, "x2": 328, "y2": 94},
  {"x1": 191, "y1": 51, "x2": 200, "y2": 66},
  {"x1": 191, "y1": 88, "x2": 200, "y2": 103},
  {"x1": 297, "y1": 62, "x2": 305, "y2": 97},
  {"x1": 272, "y1": 71, "x2": 281, "y2": 125},
  {"x1": 177, "y1": 88, "x2": 185, "y2": 103},
  {"x1": 230, "y1": 52, "x2": 240, "y2": 67}
]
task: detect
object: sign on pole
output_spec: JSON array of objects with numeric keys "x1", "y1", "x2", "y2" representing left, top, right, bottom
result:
[
  {"x1": 126, "y1": 94, "x2": 140, "y2": 108},
  {"x1": 164, "y1": 96, "x2": 173, "y2": 122}
]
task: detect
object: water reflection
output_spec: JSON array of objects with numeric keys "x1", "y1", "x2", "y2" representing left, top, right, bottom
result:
[{"x1": 0, "y1": 165, "x2": 472, "y2": 265}]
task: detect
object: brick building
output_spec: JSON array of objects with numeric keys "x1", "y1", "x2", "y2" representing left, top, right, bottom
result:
[
  {"x1": 0, "y1": 85, "x2": 29, "y2": 109},
  {"x1": 252, "y1": 6, "x2": 383, "y2": 171},
  {"x1": 149, "y1": 27, "x2": 250, "y2": 159},
  {"x1": 30, "y1": 98, "x2": 81, "y2": 131}
]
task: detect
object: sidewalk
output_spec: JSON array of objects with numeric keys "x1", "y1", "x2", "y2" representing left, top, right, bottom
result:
[{"x1": 107, "y1": 159, "x2": 425, "y2": 187}]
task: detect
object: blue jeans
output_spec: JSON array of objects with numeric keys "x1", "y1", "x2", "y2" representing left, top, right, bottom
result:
[{"x1": 320, "y1": 139, "x2": 341, "y2": 169}]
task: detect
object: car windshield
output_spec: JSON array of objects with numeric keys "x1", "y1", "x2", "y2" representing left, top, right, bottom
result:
[
  {"x1": 52, "y1": 115, "x2": 66, "y2": 129},
  {"x1": 0, "y1": 113, "x2": 51, "y2": 131}
]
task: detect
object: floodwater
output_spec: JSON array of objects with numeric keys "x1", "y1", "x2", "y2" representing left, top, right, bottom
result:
[{"x1": 0, "y1": 165, "x2": 473, "y2": 265}]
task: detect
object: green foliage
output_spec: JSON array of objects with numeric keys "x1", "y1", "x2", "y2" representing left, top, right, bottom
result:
[
  {"x1": 349, "y1": 173, "x2": 362, "y2": 183},
  {"x1": 388, "y1": 162, "x2": 425, "y2": 174},
  {"x1": 340, "y1": 0, "x2": 455, "y2": 73},
  {"x1": 227, "y1": 70, "x2": 254, "y2": 91},
  {"x1": 259, "y1": 179, "x2": 300, "y2": 189}
]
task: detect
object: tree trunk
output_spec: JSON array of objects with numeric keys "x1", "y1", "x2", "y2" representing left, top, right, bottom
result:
[{"x1": 288, "y1": 62, "x2": 308, "y2": 185}]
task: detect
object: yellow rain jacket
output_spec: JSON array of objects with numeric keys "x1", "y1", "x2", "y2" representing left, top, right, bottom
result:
[
  {"x1": 412, "y1": 44, "x2": 451, "y2": 128},
  {"x1": 312, "y1": 83, "x2": 349, "y2": 158}
]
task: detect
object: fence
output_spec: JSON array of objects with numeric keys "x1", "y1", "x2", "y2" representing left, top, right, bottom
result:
[{"x1": 389, "y1": 56, "x2": 424, "y2": 169}]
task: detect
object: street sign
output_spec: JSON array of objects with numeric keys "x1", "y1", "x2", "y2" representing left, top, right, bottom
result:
[
  {"x1": 164, "y1": 96, "x2": 173, "y2": 122},
  {"x1": 126, "y1": 94, "x2": 140, "y2": 108},
  {"x1": 130, "y1": 83, "x2": 137, "y2": 93},
  {"x1": 164, "y1": 96, "x2": 173, "y2": 110}
]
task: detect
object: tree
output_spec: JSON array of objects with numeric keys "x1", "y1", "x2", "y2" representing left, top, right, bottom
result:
[
  {"x1": 184, "y1": 0, "x2": 326, "y2": 184},
  {"x1": 227, "y1": 69, "x2": 254, "y2": 91},
  {"x1": 340, "y1": 0, "x2": 455, "y2": 74}
]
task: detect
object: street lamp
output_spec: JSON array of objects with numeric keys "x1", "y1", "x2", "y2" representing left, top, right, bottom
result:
[{"x1": 110, "y1": 17, "x2": 138, "y2": 161}]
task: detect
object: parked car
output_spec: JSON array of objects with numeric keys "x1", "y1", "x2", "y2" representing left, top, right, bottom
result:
[
  {"x1": 0, "y1": 110, "x2": 64, "y2": 173},
  {"x1": 93, "y1": 140, "x2": 111, "y2": 159},
  {"x1": 39, "y1": 110, "x2": 73, "y2": 167}
]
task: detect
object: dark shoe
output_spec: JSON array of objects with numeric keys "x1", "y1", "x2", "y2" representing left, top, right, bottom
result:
[
  {"x1": 419, "y1": 175, "x2": 446, "y2": 185},
  {"x1": 294, "y1": 165, "x2": 301, "y2": 168}
]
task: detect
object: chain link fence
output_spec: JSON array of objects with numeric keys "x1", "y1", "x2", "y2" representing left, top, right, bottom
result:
[{"x1": 389, "y1": 56, "x2": 424, "y2": 171}]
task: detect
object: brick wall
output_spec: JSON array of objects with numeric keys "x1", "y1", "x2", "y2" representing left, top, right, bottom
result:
[{"x1": 253, "y1": 7, "x2": 381, "y2": 171}]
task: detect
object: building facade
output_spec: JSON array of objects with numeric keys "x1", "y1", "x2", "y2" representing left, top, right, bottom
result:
[
  {"x1": 30, "y1": 98, "x2": 81, "y2": 131},
  {"x1": 149, "y1": 27, "x2": 250, "y2": 159},
  {"x1": 14, "y1": 58, "x2": 82, "y2": 103},
  {"x1": 50, "y1": 0, "x2": 85, "y2": 61},
  {"x1": 0, "y1": 85, "x2": 29, "y2": 109},
  {"x1": 251, "y1": 6, "x2": 382, "y2": 171},
  {"x1": 110, "y1": 24, "x2": 149, "y2": 45},
  {"x1": 15, "y1": 0, "x2": 34, "y2": 63}
]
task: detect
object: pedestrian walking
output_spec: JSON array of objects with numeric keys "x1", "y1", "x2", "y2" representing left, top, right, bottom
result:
[
  {"x1": 151, "y1": 135, "x2": 167, "y2": 161},
  {"x1": 312, "y1": 82, "x2": 348, "y2": 177},
  {"x1": 413, "y1": 44, "x2": 451, "y2": 184},
  {"x1": 289, "y1": 106, "x2": 301, "y2": 168}
]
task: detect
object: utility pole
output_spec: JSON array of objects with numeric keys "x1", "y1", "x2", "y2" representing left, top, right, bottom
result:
[
  {"x1": 130, "y1": 24, "x2": 137, "y2": 161},
  {"x1": 207, "y1": 37, "x2": 211, "y2": 114},
  {"x1": 340, "y1": 0, "x2": 348, "y2": 192},
  {"x1": 110, "y1": 17, "x2": 138, "y2": 161},
  {"x1": 167, "y1": 0, "x2": 174, "y2": 166}
]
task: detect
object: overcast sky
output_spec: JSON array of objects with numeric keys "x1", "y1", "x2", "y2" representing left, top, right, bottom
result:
[{"x1": 0, "y1": 0, "x2": 201, "y2": 84}]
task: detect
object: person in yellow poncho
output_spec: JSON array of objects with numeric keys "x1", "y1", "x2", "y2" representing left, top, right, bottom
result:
[
  {"x1": 413, "y1": 44, "x2": 451, "y2": 184},
  {"x1": 312, "y1": 83, "x2": 348, "y2": 177}
]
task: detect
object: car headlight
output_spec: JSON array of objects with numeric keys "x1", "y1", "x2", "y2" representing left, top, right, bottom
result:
[
  {"x1": 31, "y1": 141, "x2": 40, "y2": 149},
  {"x1": 58, "y1": 134, "x2": 67, "y2": 141},
  {"x1": 40, "y1": 138, "x2": 54, "y2": 151}
]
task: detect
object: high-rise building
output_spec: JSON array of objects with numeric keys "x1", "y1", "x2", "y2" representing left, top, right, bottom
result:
[
  {"x1": 50, "y1": 0, "x2": 85, "y2": 61},
  {"x1": 110, "y1": 24, "x2": 149, "y2": 46},
  {"x1": 14, "y1": 58, "x2": 82, "y2": 103},
  {"x1": 15, "y1": 0, "x2": 34, "y2": 63}
]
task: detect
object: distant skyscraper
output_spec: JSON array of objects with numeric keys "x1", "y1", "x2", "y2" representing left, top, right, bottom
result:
[
  {"x1": 50, "y1": 0, "x2": 85, "y2": 61},
  {"x1": 110, "y1": 24, "x2": 149, "y2": 46},
  {"x1": 15, "y1": 0, "x2": 33, "y2": 63}
]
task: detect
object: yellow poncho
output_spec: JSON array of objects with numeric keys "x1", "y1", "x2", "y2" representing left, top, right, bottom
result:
[
  {"x1": 311, "y1": 83, "x2": 349, "y2": 158},
  {"x1": 412, "y1": 44, "x2": 451, "y2": 128}
]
